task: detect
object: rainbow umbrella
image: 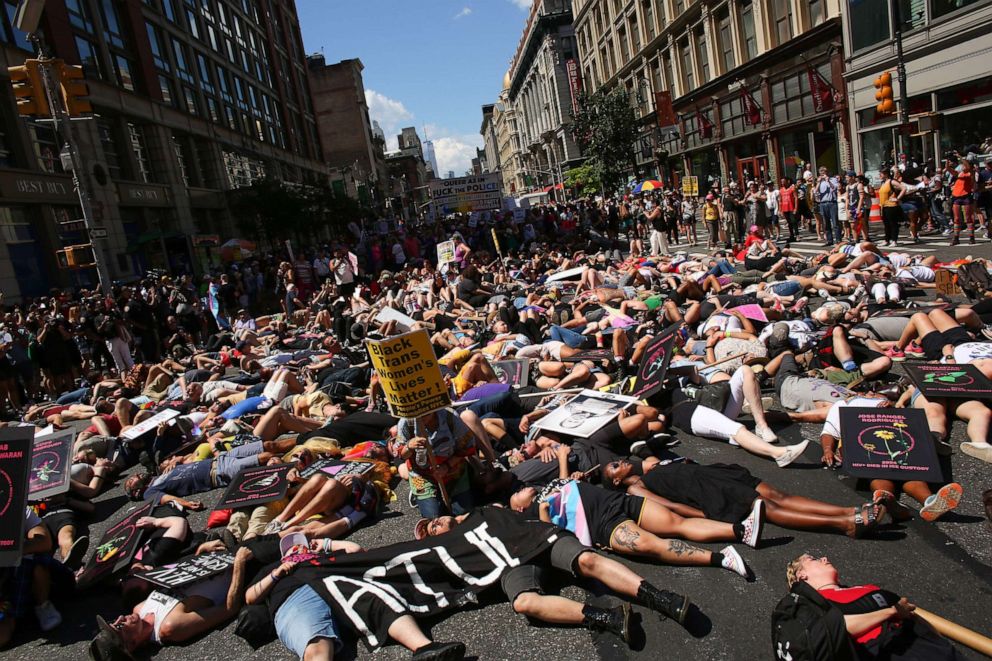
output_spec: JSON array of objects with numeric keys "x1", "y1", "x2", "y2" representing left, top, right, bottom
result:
[{"x1": 632, "y1": 180, "x2": 664, "y2": 193}]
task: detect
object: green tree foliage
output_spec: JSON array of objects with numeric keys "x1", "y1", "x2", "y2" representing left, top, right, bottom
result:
[
  {"x1": 564, "y1": 163, "x2": 603, "y2": 197},
  {"x1": 570, "y1": 87, "x2": 640, "y2": 193}
]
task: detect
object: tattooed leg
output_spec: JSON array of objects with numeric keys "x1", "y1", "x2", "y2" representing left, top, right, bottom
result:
[{"x1": 608, "y1": 521, "x2": 712, "y2": 566}]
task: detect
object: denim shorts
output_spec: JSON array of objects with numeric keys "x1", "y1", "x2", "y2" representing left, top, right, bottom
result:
[
  {"x1": 275, "y1": 584, "x2": 341, "y2": 658},
  {"x1": 769, "y1": 280, "x2": 802, "y2": 297}
]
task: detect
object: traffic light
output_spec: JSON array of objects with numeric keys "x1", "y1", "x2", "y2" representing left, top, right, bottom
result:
[
  {"x1": 56, "y1": 244, "x2": 95, "y2": 269},
  {"x1": 8, "y1": 59, "x2": 49, "y2": 117},
  {"x1": 57, "y1": 61, "x2": 91, "y2": 116},
  {"x1": 874, "y1": 71, "x2": 894, "y2": 116}
]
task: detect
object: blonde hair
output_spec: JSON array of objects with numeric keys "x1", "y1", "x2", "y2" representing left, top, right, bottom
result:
[{"x1": 786, "y1": 555, "x2": 808, "y2": 588}]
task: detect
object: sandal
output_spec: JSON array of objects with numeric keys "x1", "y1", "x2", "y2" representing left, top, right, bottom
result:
[
  {"x1": 851, "y1": 502, "x2": 885, "y2": 539},
  {"x1": 873, "y1": 489, "x2": 912, "y2": 523}
]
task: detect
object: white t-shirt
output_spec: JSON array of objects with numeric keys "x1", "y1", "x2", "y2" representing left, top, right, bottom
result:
[
  {"x1": 950, "y1": 342, "x2": 992, "y2": 364},
  {"x1": 821, "y1": 397, "x2": 886, "y2": 439}
]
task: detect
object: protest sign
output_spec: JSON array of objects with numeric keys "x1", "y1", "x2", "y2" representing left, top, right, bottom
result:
[
  {"x1": 121, "y1": 408, "x2": 181, "y2": 441},
  {"x1": 492, "y1": 359, "x2": 529, "y2": 387},
  {"x1": 366, "y1": 329, "x2": 450, "y2": 418},
  {"x1": 628, "y1": 323, "x2": 683, "y2": 399},
  {"x1": 545, "y1": 266, "x2": 586, "y2": 283},
  {"x1": 491, "y1": 228, "x2": 502, "y2": 256},
  {"x1": 729, "y1": 304, "x2": 768, "y2": 322},
  {"x1": 375, "y1": 306, "x2": 417, "y2": 332},
  {"x1": 77, "y1": 502, "x2": 152, "y2": 587},
  {"x1": 935, "y1": 269, "x2": 960, "y2": 297},
  {"x1": 512, "y1": 208, "x2": 527, "y2": 222},
  {"x1": 0, "y1": 427, "x2": 32, "y2": 567},
  {"x1": 28, "y1": 428, "x2": 74, "y2": 501},
  {"x1": 871, "y1": 302, "x2": 950, "y2": 318},
  {"x1": 300, "y1": 458, "x2": 376, "y2": 480},
  {"x1": 138, "y1": 552, "x2": 236, "y2": 590},
  {"x1": 437, "y1": 240, "x2": 455, "y2": 266},
  {"x1": 534, "y1": 389, "x2": 639, "y2": 437},
  {"x1": 839, "y1": 407, "x2": 942, "y2": 482},
  {"x1": 905, "y1": 364, "x2": 992, "y2": 400},
  {"x1": 213, "y1": 464, "x2": 291, "y2": 511}
]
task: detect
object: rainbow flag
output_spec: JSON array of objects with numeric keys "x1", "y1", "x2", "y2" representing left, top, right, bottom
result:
[{"x1": 547, "y1": 480, "x2": 591, "y2": 546}]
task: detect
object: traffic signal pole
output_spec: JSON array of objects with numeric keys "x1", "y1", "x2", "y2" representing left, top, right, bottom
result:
[
  {"x1": 888, "y1": 0, "x2": 910, "y2": 154},
  {"x1": 30, "y1": 33, "x2": 110, "y2": 295}
]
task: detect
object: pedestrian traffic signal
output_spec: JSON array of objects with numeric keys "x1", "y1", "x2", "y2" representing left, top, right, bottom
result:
[
  {"x1": 57, "y1": 62, "x2": 91, "y2": 116},
  {"x1": 8, "y1": 59, "x2": 49, "y2": 117},
  {"x1": 874, "y1": 72, "x2": 894, "y2": 116},
  {"x1": 56, "y1": 244, "x2": 95, "y2": 269}
]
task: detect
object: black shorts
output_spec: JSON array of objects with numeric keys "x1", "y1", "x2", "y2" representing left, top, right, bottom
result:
[
  {"x1": 499, "y1": 533, "x2": 592, "y2": 604},
  {"x1": 596, "y1": 495, "x2": 645, "y2": 548},
  {"x1": 42, "y1": 508, "x2": 77, "y2": 536},
  {"x1": 920, "y1": 326, "x2": 972, "y2": 361},
  {"x1": 642, "y1": 463, "x2": 761, "y2": 523}
]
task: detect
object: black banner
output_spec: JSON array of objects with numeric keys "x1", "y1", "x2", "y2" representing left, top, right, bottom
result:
[
  {"x1": 905, "y1": 363, "x2": 992, "y2": 400},
  {"x1": 839, "y1": 407, "x2": 942, "y2": 482},
  {"x1": 299, "y1": 458, "x2": 375, "y2": 481},
  {"x1": 301, "y1": 507, "x2": 561, "y2": 649},
  {"x1": 29, "y1": 428, "x2": 74, "y2": 501},
  {"x1": 0, "y1": 427, "x2": 33, "y2": 567},
  {"x1": 137, "y1": 552, "x2": 235, "y2": 589},
  {"x1": 77, "y1": 502, "x2": 152, "y2": 587},
  {"x1": 213, "y1": 464, "x2": 291, "y2": 511},
  {"x1": 629, "y1": 322, "x2": 683, "y2": 399}
]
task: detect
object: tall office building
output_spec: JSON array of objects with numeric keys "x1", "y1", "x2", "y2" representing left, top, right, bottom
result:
[
  {"x1": 0, "y1": 0, "x2": 328, "y2": 300},
  {"x1": 422, "y1": 138, "x2": 439, "y2": 177}
]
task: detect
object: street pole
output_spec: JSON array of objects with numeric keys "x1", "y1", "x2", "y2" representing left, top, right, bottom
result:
[
  {"x1": 889, "y1": 0, "x2": 910, "y2": 156},
  {"x1": 30, "y1": 33, "x2": 111, "y2": 294}
]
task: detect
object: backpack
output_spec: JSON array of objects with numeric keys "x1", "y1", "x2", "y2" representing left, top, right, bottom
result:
[
  {"x1": 770, "y1": 582, "x2": 859, "y2": 661},
  {"x1": 955, "y1": 262, "x2": 992, "y2": 302}
]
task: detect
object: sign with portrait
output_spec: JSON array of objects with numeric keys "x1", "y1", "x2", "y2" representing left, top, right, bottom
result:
[
  {"x1": 0, "y1": 427, "x2": 32, "y2": 567},
  {"x1": 213, "y1": 464, "x2": 292, "y2": 511},
  {"x1": 28, "y1": 428, "x2": 74, "y2": 501},
  {"x1": 628, "y1": 322, "x2": 683, "y2": 399},
  {"x1": 533, "y1": 390, "x2": 639, "y2": 438}
]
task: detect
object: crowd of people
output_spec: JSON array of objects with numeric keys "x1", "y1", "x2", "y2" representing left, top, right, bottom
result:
[{"x1": 0, "y1": 153, "x2": 990, "y2": 661}]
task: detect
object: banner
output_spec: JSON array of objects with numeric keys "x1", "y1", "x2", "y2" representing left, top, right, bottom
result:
[
  {"x1": 121, "y1": 408, "x2": 181, "y2": 441},
  {"x1": 429, "y1": 173, "x2": 502, "y2": 216},
  {"x1": 77, "y1": 503, "x2": 152, "y2": 587},
  {"x1": 905, "y1": 364, "x2": 992, "y2": 400},
  {"x1": 545, "y1": 266, "x2": 586, "y2": 283},
  {"x1": 533, "y1": 389, "x2": 639, "y2": 437},
  {"x1": 29, "y1": 428, "x2": 74, "y2": 501},
  {"x1": 628, "y1": 322, "x2": 683, "y2": 399},
  {"x1": 365, "y1": 329, "x2": 450, "y2": 418},
  {"x1": 681, "y1": 176, "x2": 699, "y2": 197},
  {"x1": 654, "y1": 91, "x2": 677, "y2": 131},
  {"x1": 436, "y1": 240, "x2": 456, "y2": 266},
  {"x1": 207, "y1": 282, "x2": 230, "y2": 330},
  {"x1": 491, "y1": 359, "x2": 528, "y2": 387},
  {"x1": 137, "y1": 552, "x2": 236, "y2": 590},
  {"x1": 806, "y1": 63, "x2": 835, "y2": 113},
  {"x1": 0, "y1": 427, "x2": 32, "y2": 567},
  {"x1": 566, "y1": 58, "x2": 582, "y2": 116},
  {"x1": 839, "y1": 407, "x2": 942, "y2": 482},
  {"x1": 213, "y1": 464, "x2": 291, "y2": 511},
  {"x1": 697, "y1": 110, "x2": 714, "y2": 139},
  {"x1": 300, "y1": 458, "x2": 376, "y2": 481},
  {"x1": 740, "y1": 86, "x2": 763, "y2": 126}
]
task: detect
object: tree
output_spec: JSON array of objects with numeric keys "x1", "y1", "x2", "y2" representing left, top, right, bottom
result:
[
  {"x1": 564, "y1": 163, "x2": 603, "y2": 197},
  {"x1": 570, "y1": 87, "x2": 640, "y2": 193},
  {"x1": 229, "y1": 179, "x2": 306, "y2": 246}
]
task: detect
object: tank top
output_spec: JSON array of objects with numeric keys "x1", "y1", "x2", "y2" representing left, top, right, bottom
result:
[
  {"x1": 951, "y1": 172, "x2": 973, "y2": 197},
  {"x1": 877, "y1": 180, "x2": 897, "y2": 207},
  {"x1": 704, "y1": 203, "x2": 719, "y2": 221},
  {"x1": 137, "y1": 591, "x2": 181, "y2": 644}
]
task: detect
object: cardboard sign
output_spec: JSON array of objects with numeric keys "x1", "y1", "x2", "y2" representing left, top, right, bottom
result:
[
  {"x1": 137, "y1": 552, "x2": 236, "y2": 590},
  {"x1": 729, "y1": 304, "x2": 768, "y2": 322},
  {"x1": 121, "y1": 408, "x2": 181, "y2": 441},
  {"x1": 839, "y1": 407, "x2": 942, "y2": 482},
  {"x1": 492, "y1": 359, "x2": 529, "y2": 387},
  {"x1": 213, "y1": 463, "x2": 291, "y2": 511},
  {"x1": 77, "y1": 502, "x2": 152, "y2": 587},
  {"x1": 628, "y1": 322, "x2": 683, "y2": 399},
  {"x1": 534, "y1": 389, "x2": 639, "y2": 437},
  {"x1": 545, "y1": 266, "x2": 585, "y2": 283},
  {"x1": 437, "y1": 240, "x2": 456, "y2": 265},
  {"x1": 905, "y1": 363, "x2": 992, "y2": 400},
  {"x1": 299, "y1": 458, "x2": 375, "y2": 481},
  {"x1": 375, "y1": 306, "x2": 417, "y2": 332},
  {"x1": 28, "y1": 428, "x2": 74, "y2": 501},
  {"x1": 366, "y1": 329, "x2": 450, "y2": 418},
  {"x1": 0, "y1": 427, "x2": 33, "y2": 567},
  {"x1": 561, "y1": 349, "x2": 616, "y2": 364},
  {"x1": 934, "y1": 269, "x2": 960, "y2": 297}
]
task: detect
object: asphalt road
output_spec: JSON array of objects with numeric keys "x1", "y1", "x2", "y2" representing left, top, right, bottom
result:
[{"x1": 3, "y1": 234, "x2": 991, "y2": 661}]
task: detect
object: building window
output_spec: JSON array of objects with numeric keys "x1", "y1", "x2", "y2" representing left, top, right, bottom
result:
[
  {"x1": 65, "y1": 0, "x2": 95, "y2": 33},
  {"x1": 674, "y1": 0, "x2": 685, "y2": 16},
  {"x1": 772, "y1": 0, "x2": 794, "y2": 45},
  {"x1": 146, "y1": 23, "x2": 170, "y2": 71},
  {"x1": 128, "y1": 123, "x2": 153, "y2": 182},
  {"x1": 662, "y1": 53, "x2": 674, "y2": 93},
  {"x1": 31, "y1": 124, "x2": 62, "y2": 173},
  {"x1": 172, "y1": 39, "x2": 194, "y2": 83},
  {"x1": 97, "y1": 120, "x2": 123, "y2": 179},
  {"x1": 113, "y1": 55, "x2": 136, "y2": 91},
  {"x1": 809, "y1": 0, "x2": 825, "y2": 26},
  {"x1": 848, "y1": 0, "x2": 889, "y2": 51},
  {"x1": 158, "y1": 74, "x2": 175, "y2": 106},
  {"x1": 196, "y1": 53, "x2": 214, "y2": 93},
  {"x1": 695, "y1": 28, "x2": 709, "y2": 83},
  {"x1": 186, "y1": 8, "x2": 200, "y2": 37},
  {"x1": 182, "y1": 86, "x2": 198, "y2": 115},
  {"x1": 172, "y1": 134, "x2": 189, "y2": 186},
  {"x1": 162, "y1": 0, "x2": 177, "y2": 22},
  {"x1": 740, "y1": 0, "x2": 758, "y2": 60},
  {"x1": 930, "y1": 0, "x2": 980, "y2": 18},
  {"x1": 900, "y1": 0, "x2": 927, "y2": 28},
  {"x1": 100, "y1": 0, "x2": 126, "y2": 48},
  {"x1": 717, "y1": 9, "x2": 735, "y2": 74},
  {"x1": 772, "y1": 65, "x2": 830, "y2": 123},
  {"x1": 679, "y1": 39, "x2": 694, "y2": 92},
  {"x1": 643, "y1": 0, "x2": 655, "y2": 39},
  {"x1": 205, "y1": 96, "x2": 220, "y2": 122},
  {"x1": 629, "y1": 16, "x2": 640, "y2": 53},
  {"x1": 75, "y1": 36, "x2": 104, "y2": 79},
  {"x1": 2, "y1": 1, "x2": 32, "y2": 50}
]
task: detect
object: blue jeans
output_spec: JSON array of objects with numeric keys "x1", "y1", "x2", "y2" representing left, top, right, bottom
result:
[
  {"x1": 820, "y1": 202, "x2": 841, "y2": 243},
  {"x1": 416, "y1": 487, "x2": 474, "y2": 518},
  {"x1": 550, "y1": 325, "x2": 589, "y2": 349},
  {"x1": 707, "y1": 259, "x2": 736, "y2": 276},
  {"x1": 56, "y1": 387, "x2": 90, "y2": 405},
  {"x1": 930, "y1": 198, "x2": 949, "y2": 230}
]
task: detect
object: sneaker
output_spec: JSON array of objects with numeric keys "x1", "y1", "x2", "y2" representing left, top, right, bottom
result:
[
  {"x1": 740, "y1": 499, "x2": 764, "y2": 548},
  {"x1": 960, "y1": 442, "x2": 992, "y2": 464},
  {"x1": 920, "y1": 483, "x2": 963, "y2": 522},
  {"x1": 262, "y1": 519, "x2": 285, "y2": 536},
  {"x1": 412, "y1": 641, "x2": 467, "y2": 661},
  {"x1": 789, "y1": 296, "x2": 809, "y2": 313},
  {"x1": 63, "y1": 535, "x2": 89, "y2": 569},
  {"x1": 776, "y1": 440, "x2": 810, "y2": 468},
  {"x1": 883, "y1": 346, "x2": 906, "y2": 362},
  {"x1": 720, "y1": 545, "x2": 749, "y2": 578},
  {"x1": 34, "y1": 600, "x2": 62, "y2": 632},
  {"x1": 969, "y1": 236, "x2": 976, "y2": 245},
  {"x1": 981, "y1": 325, "x2": 992, "y2": 341},
  {"x1": 755, "y1": 424, "x2": 779, "y2": 444},
  {"x1": 950, "y1": 236, "x2": 960, "y2": 246},
  {"x1": 904, "y1": 342, "x2": 925, "y2": 359},
  {"x1": 816, "y1": 288, "x2": 830, "y2": 299},
  {"x1": 942, "y1": 228, "x2": 953, "y2": 236}
]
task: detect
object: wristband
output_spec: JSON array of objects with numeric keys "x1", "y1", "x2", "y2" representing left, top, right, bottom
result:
[
  {"x1": 724, "y1": 330, "x2": 731, "y2": 338},
  {"x1": 270, "y1": 572, "x2": 281, "y2": 583}
]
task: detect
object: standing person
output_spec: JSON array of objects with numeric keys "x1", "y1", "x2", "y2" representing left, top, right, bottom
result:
[
  {"x1": 765, "y1": 181, "x2": 781, "y2": 241},
  {"x1": 744, "y1": 182, "x2": 767, "y2": 234},
  {"x1": 837, "y1": 181, "x2": 851, "y2": 243},
  {"x1": 816, "y1": 167, "x2": 841, "y2": 245},
  {"x1": 721, "y1": 187, "x2": 741, "y2": 249},
  {"x1": 778, "y1": 178, "x2": 798, "y2": 241},
  {"x1": 647, "y1": 195, "x2": 669, "y2": 256},
  {"x1": 312, "y1": 249, "x2": 330, "y2": 284},
  {"x1": 877, "y1": 168, "x2": 906, "y2": 247},
  {"x1": 292, "y1": 255, "x2": 315, "y2": 301},
  {"x1": 330, "y1": 247, "x2": 356, "y2": 299},
  {"x1": 797, "y1": 173, "x2": 817, "y2": 239},
  {"x1": 949, "y1": 156, "x2": 977, "y2": 245},
  {"x1": 702, "y1": 194, "x2": 721, "y2": 250},
  {"x1": 681, "y1": 193, "x2": 698, "y2": 246},
  {"x1": 848, "y1": 171, "x2": 871, "y2": 242},
  {"x1": 97, "y1": 309, "x2": 133, "y2": 377}
]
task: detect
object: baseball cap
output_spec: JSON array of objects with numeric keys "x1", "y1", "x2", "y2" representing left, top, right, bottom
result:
[{"x1": 279, "y1": 532, "x2": 308, "y2": 557}]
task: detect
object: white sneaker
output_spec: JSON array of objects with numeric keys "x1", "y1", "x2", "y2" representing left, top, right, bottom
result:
[
  {"x1": 720, "y1": 545, "x2": 749, "y2": 578},
  {"x1": 755, "y1": 425, "x2": 779, "y2": 444},
  {"x1": 740, "y1": 499, "x2": 764, "y2": 548},
  {"x1": 776, "y1": 440, "x2": 810, "y2": 467},
  {"x1": 35, "y1": 600, "x2": 62, "y2": 632}
]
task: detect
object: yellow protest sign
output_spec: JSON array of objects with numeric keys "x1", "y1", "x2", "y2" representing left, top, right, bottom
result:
[
  {"x1": 491, "y1": 228, "x2": 502, "y2": 256},
  {"x1": 365, "y1": 330, "x2": 450, "y2": 418}
]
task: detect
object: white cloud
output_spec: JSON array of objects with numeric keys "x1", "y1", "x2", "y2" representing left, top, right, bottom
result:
[
  {"x1": 425, "y1": 124, "x2": 483, "y2": 177},
  {"x1": 365, "y1": 89, "x2": 413, "y2": 151},
  {"x1": 507, "y1": 0, "x2": 531, "y2": 9},
  {"x1": 454, "y1": 6, "x2": 472, "y2": 19}
]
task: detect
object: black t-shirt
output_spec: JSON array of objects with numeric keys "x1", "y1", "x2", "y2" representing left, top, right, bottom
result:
[
  {"x1": 457, "y1": 278, "x2": 479, "y2": 299},
  {"x1": 184, "y1": 368, "x2": 213, "y2": 383}
]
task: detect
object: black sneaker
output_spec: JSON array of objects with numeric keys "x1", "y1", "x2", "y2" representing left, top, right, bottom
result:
[{"x1": 412, "y1": 642, "x2": 467, "y2": 661}]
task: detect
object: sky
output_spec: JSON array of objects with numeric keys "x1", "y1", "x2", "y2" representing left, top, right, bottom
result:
[{"x1": 296, "y1": 0, "x2": 533, "y2": 177}]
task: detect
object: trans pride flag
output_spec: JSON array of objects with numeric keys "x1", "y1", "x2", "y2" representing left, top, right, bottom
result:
[{"x1": 546, "y1": 480, "x2": 592, "y2": 547}]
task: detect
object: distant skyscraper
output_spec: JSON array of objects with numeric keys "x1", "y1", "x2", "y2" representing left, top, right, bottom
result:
[
  {"x1": 372, "y1": 120, "x2": 386, "y2": 144},
  {"x1": 447, "y1": 170, "x2": 456, "y2": 179},
  {"x1": 423, "y1": 140, "x2": 440, "y2": 177}
]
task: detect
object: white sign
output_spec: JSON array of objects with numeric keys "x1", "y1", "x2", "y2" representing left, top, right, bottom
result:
[
  {"x1": 122, "y1": 409, "x2": 181, "y2": 440},
  {"x1": 545, "y1": 266, "x2": 586, "y2": 282},
  {"x1": 429, "y1": 173, "x2": 502, "y2": 215},
  {"x1": 374, "y1": 306, "x2": 417, "y2": 332}
]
